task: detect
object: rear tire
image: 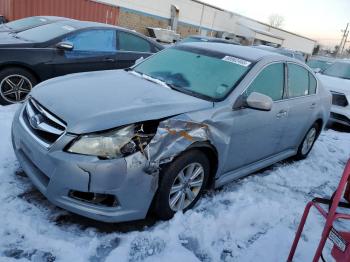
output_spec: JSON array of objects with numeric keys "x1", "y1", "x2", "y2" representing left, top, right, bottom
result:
[
  {"x1": 154, "y1": 150, "x2": 210, "y2": 220},
  {"x1": 295, "y1": 123, "x2": 320, "y2": 160},
  {"x1": 0, "y1": 67, "x2": 37, "y2": 105}
]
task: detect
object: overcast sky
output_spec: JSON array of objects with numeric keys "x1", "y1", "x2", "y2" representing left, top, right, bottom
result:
[{"x1": 201, "y1": 0, "x2": 349, "y2": 47}]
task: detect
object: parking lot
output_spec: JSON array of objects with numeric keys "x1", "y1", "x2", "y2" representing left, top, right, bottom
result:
[{"x1": 1, "y1": 104, "x2": 349, "y2": 261}]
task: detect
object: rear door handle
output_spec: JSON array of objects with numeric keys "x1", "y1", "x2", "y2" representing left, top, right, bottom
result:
[
  {"x1": 309, "y1": 102, "x2": 316, "y2": 109},
  {"x1": 104, "y1": 58, "x2": 116, "y2": 62},
  {"x1": 276, "y1": 110, "x2": 288, "y2": 118}
]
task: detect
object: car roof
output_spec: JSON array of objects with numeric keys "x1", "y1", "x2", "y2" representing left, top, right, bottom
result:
[
  {"x1": 254, "y1": 45, "x2": 294, "y2": 53},
  {"x1": 187, "y1": 35, "x2": 239, "y2": 44},
  {"x1": 45, "y1": 20, "x2": 147, "y2": 34},
  {"x1": 180, "y1": 42, "x2": 289, "y2": 62},
  {"x1": 34, "y1": 16, "x2": 75, "y2": 21},
  {"x1": 309, "y1": 56, "x2": 335, "y2": 62}
]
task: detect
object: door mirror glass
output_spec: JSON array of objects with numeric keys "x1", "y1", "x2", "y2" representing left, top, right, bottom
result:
[
  {"x1": 56, "y1": 41, "x2": 74, "y2": 51},
  {"x1": 246, "y1": 92, "x2": 273, "y2": 111}
]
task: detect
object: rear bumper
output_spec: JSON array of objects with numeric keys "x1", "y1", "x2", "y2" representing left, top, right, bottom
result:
[{"x1": 11, "y1": 106, "x2": 158, "y2": 223}]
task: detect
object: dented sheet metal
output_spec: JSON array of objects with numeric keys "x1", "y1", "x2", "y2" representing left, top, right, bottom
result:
[{"x1": 146, "y1": 116, "x2": 209, "y2": 164}]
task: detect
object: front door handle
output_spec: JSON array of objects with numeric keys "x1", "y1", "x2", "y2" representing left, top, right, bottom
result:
[{"x1": 276, "y1": 110, "x2": 288, "y2": 118}]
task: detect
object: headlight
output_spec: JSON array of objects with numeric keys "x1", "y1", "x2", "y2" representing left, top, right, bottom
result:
[{"x1": 67, "y1": 123, "x2": 156, "y2": 159}]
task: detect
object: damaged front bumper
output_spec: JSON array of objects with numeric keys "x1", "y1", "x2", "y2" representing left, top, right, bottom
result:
[{"x1": 11, "y1": 107, "x2": 158, "y2": 223}]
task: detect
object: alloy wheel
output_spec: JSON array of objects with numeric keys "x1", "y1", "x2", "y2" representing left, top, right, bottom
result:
[
  {"x1": 0, "y1": 74, "x2": 32, "y2": 103},
  {"x1": 168, "y1": 162, "x2": 205, "y2": 211},
  {"x1": 301, "y1": 127, "x2": 317, "y2": 155}
]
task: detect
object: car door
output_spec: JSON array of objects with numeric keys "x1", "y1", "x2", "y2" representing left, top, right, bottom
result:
[
  {"x1": 51, "y1": 29, "x2": 118, "y2": 76},
  {"x1": 282, "y1": 63, "x2": 318, "y2": 150},
  {"x1": 115, "y1": 30, "x2": 155, "y2": 69},
  {"x1": 223, "y1": 62, "x2": 290, "y2": 173}
]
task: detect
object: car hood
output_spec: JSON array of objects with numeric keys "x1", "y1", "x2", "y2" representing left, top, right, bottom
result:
[
  {"x1": 317, "y1": 73, "x2": 350, "y2": 95},
  {"x1": 31, "y1": 70, "x2": 213, "y2": 134}
]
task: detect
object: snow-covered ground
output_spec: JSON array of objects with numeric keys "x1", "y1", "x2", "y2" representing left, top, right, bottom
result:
[{"x1": 1, "y1": 104, "x2": 350, "y2": 262}]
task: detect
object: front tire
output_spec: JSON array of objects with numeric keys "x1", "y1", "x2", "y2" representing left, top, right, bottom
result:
[
  {"x1": 295, "y1": 123, "x2": 320, "y2": 160},
  {"x1": 154, "y1": 150, "x2": 210, "y2": 220},
  {"x1": 0, "y1": 67, "x2": 37, "y2": 105}
]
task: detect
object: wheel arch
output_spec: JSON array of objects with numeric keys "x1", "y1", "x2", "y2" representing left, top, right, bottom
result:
[
  {"x1": 0, "y1": 63, "x2": 41, "y2": 83},
  {"x1": 314, "y1": 118, "x2": 324, "y2": 138},
  {"x1": 187, "y1": 141, "x2": 219, "y2": 189}
]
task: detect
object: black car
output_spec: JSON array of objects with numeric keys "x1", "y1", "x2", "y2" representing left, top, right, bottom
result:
[
  {"x1": 0, "y1": 16, "x2": 72, "y2": 35},
  {"x1": 0, "y1": 20, "x2": 164, "y2": 105}
]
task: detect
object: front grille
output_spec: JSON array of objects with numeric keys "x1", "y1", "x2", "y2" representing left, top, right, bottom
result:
[
  {"x1": 22, "y1": 98, "x2": 66, "y2": 147},
  {"x1": 331, "y1": 92, "x2": 348, "y2": 107}
]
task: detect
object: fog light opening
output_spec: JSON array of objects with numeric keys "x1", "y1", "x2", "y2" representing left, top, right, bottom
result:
[{"x1": 69, "y1": 191, "x2": 118, "y2": 207}]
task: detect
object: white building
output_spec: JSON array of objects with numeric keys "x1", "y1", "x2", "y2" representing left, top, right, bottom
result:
[{"x1": 96, "y1": 0, "x2": 316, "y2": 54}]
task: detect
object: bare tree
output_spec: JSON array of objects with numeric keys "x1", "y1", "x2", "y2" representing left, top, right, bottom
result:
[{"x1": 268, "y1": 14, "x2": 284, "y2": 28}]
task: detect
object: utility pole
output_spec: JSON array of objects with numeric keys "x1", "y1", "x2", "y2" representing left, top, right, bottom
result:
[
  {"x1": 341, "y1": 30, "x2": 349, "y2": 55},
  {"x1": 336, "y1": 23, "x2": 349, "y2": 57}
]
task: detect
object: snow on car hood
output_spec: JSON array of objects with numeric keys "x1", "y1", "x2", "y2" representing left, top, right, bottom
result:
[
  {"x1": 317, "y1": 73, "x2": 350, "y2": 95},
  {"x1": 31, "y1": 70, "x2": 212, "y2": 134}
]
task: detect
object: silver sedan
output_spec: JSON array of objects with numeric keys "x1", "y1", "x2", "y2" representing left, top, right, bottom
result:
[{"x1": 12, "y1": 43, "x2": 331, "y2": 222}]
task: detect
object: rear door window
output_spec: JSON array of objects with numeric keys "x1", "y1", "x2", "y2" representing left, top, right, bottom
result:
[
  {"x1": 287, "y1": 63, "x2": 309, "y2": 98},
  {"x1": 309, "y1": 72, "x2": 317, "y2": 94},
  {"x1": 245, "y1": 63, "x2": 285, "y2": 101},
  {"x1": 118, "y1": 31, "x2": 152, "y2": 53}
]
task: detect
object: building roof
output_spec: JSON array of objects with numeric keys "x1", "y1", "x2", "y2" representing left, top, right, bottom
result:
[{"x1": 191, "y1": 0, "x2": 316, "y2": 42}]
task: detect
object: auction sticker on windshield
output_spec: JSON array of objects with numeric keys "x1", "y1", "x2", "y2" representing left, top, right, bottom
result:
[{"x1": 222, "y1": 56, "x2": 251, "y2": 67}]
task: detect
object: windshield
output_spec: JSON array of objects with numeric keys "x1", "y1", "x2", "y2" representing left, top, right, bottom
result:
[
  {"x1": 5, "y1": 17, "x2": 49, "y2": 31},
  {"x1": 16, "y1": 23, "x2": 76, "y2": 42},
  {"x1": 322, "y1": 62, "x2": 350, "y2": 80},
  {"x1": 133, "y1": 46, "x2": 252, "y2": 100}
]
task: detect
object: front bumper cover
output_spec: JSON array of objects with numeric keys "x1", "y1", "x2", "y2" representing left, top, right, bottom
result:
[{"x1": 11, "y1": 106, "x2": 158, "y2": 223}]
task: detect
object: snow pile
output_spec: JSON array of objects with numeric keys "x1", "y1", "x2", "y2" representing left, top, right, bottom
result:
[{"x1": 0, "y1": 104, "x2": 349, "y2": 261}]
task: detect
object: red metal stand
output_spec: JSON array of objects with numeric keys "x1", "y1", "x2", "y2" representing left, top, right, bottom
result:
[{"x1": 287, "y1": 159, "x2": 350, "y2": 262}]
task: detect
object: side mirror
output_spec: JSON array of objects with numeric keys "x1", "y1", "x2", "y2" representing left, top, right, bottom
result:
[
  {"x1": 246, "y1": 92, "x2": 273, "y2": 111},
  {"x1": 56, "y1": 41, "x2": 74, "y2": 51}
]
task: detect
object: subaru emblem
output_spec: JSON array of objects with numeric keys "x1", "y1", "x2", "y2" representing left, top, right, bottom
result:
[{"x1": 29, "y1": 114, "x2": 43, "y2": 129}]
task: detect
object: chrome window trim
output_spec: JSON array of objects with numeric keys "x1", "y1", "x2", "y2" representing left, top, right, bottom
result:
[{"x1": 239, "y1": 60, "x2": 318, "y2": 106}]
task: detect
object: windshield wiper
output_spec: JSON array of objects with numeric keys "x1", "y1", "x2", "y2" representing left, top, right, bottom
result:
[{"x1": 129, "y1": 70, "x2": 172, "y2": 89}]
